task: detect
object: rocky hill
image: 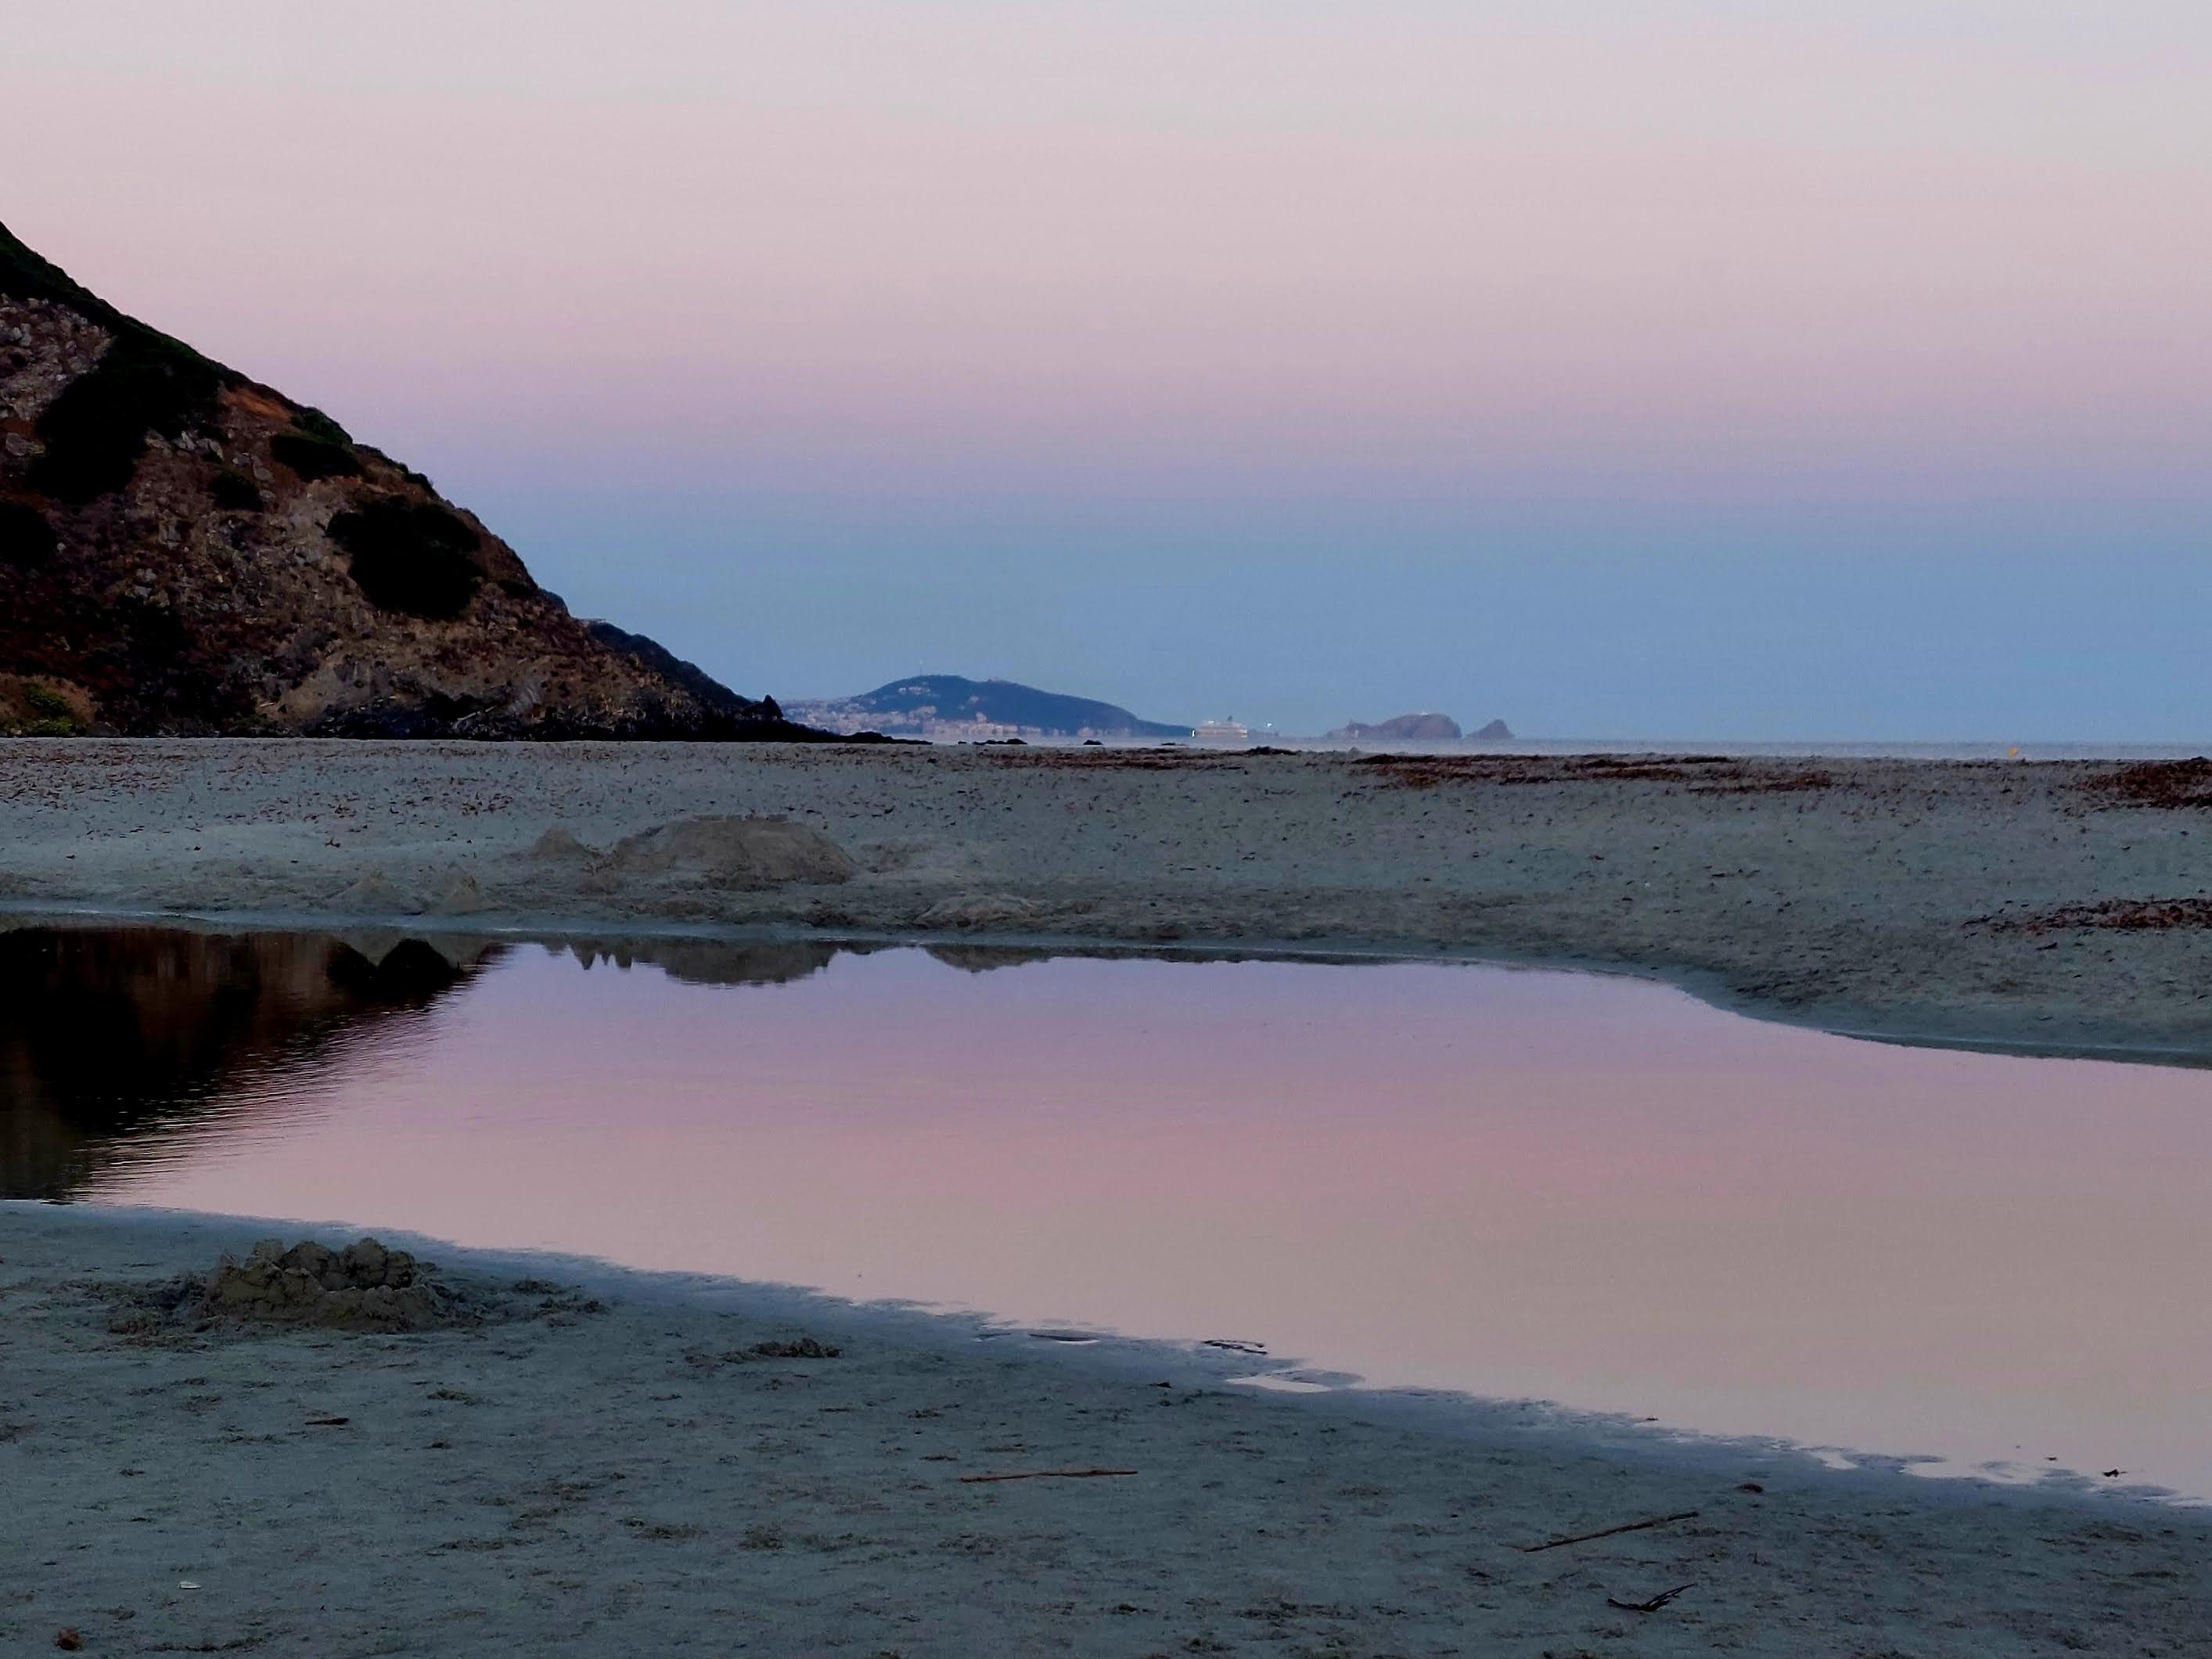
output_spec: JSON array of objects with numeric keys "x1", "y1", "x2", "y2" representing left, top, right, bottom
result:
[
  {"x1": 0, "y1": 221, "x2": 815, "y2": 740},
  {"x1": 790, "y1": 675, "x2": 1187, "y2": 740},
  {"x1": 1326, "y1": 714, "x2": 1516, "y2": 742},
  {"x1": 1329, "y1": 712, "x2": 1463, "y2": 740}
]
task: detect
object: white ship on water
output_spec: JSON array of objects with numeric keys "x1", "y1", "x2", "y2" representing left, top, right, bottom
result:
[{"x1": 1191, "y1": 718, "x2": 1250, "y2": 743}]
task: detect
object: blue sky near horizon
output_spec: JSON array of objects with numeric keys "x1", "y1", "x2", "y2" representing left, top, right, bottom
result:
[
  {"x1": 5, "y1": 1, "x2": 2207, "y2": 738},
  {"x1": 472, "y1": 484, "x2": 2206, "y2": 739}
]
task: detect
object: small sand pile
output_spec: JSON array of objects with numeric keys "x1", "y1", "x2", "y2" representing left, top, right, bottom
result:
[
  {"x1": 528, "y1": 825, "x2": 596, "y2": 862},
  {"x1": 609, "y1": 815, "x2": 855, "y2": 888},
  {"x1": 193, "y1": 1237, "x2": 482, "y2": 1332},
  {"x1": 327, "y1": 871, "x2": 414, "y2": 912},
  {"x1": 431, "y1": 872, "x2": 491, "y2": 914}
]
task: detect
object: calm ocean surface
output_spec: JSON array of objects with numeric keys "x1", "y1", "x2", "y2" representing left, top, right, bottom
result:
[{"x1": 1092, "y1": 736, "x2": 2208, "y2": 760}]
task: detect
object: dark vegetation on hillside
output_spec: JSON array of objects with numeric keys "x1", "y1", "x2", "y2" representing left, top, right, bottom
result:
[
  {"x1": 291, "y1": 406, "x2": 351, "y2": 445},
  {"x1": 0, "y1": 682, "x2": 81, "y2": 737},
  {"x1": 208, "y1": 470, "x2": 262, "y2": 512},
  {"x1": 0, "y1": 500, "x2": 57, "y2": 566},
  {"x1": 30, "y1": 327, "x2": 230, "y2": 504},
  {"x1": 327, "y1": 498, "x2": 485, "y2": 619},
  {"x1": 270, "y1": 429, "x2": 364, "y2": 482}
]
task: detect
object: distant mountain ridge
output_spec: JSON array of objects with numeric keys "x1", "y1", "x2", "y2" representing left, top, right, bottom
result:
[
  {"x1": 0, "y1": 220, "x2": 818, "y2": 740},
  {"x1": 790, "y1": 675, "x2": 1187, "y2": 740}
]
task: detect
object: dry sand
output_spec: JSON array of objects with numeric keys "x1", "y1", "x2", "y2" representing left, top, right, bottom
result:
[
  {"x1": 7, "y1": 1204, "x2": 2211, "y2": 1658},
  {"x1": 1, "y1": 738, "x2": 2206, "y2": 1058}
]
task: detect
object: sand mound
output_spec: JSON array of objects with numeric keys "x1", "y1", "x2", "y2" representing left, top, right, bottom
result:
[
  {"x1": 915, "y1": 893, "x2": 1046, "y2": 929},
  {"x1": 529, "y1": 826, "x2": 599, "y2": 862},
  {"x1": 191, "y1": 1237, "x2": 485, "y2": 1332},
  {"x1": 326, "y1": 871, "x2": 415, "y2": 913},
  {"x1": 431, "y1": 872, "x2": 491, "y2": 914},
  {"x1": 610, "y1": 816, "x2": 854, "y2": 888}
]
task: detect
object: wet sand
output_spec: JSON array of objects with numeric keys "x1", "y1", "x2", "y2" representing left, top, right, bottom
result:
[
  {"x1": 1, "y1": 738, "x2": 2206, "y2": 1059},
  {"x1": 6, "y1": 1204, "x2": 2210, "y2": 1658}
]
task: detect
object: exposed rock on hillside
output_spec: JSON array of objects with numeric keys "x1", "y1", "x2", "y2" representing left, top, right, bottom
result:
[
  {"x1": 584, "y1": 620, "x2": 779, "y2": 725},
  {"x1": 0, "y1": 221, "x2": 815, "y2": 740}
]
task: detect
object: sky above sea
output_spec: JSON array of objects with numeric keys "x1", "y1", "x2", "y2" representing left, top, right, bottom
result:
[{"x1": 7, "y1": 2, "x2": 2207, "y2": 739}]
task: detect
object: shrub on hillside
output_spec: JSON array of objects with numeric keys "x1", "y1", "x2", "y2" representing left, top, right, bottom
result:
[
  {"x1": 270, "y1": 431, "x2": 363, "y2": 482},
  {"x1": 328, "y1": 497, "x2": 484, "y2": 619},
  {"x1": 209, "y1": 470, "x2": 263, "y2": 512},
  {"x1": 1, "y1": 682, "x2": 82, "y2": 737},
  {"x1": 0, "y1": 500, "x2": 56, "y2": 566},
  {"x1": 28, "y1": 331, "x2": 225, "y2": 502},
  {"x1": 290, "y1": 405, "x2": 351, "y2": 446},
  {"x1": 3, "y1": 712, "x2": 81, "y2": 736}
]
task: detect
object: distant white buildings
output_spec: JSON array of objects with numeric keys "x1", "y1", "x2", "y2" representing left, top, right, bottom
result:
[{"x1": 783, "y1": 702, "x2": 1041, "y2": 741}]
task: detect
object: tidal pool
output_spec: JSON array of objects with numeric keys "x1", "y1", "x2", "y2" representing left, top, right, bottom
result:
[{"x1": 5, "y1": 925, "x2": 2210, "y2": 1497}]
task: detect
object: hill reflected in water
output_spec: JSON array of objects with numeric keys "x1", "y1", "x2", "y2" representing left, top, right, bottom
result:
[
  {"x1": 0, "y1": 927, "x2": 908, "y2": 1199},
  {"x1": 0, "y1": 927, "x2": 491, "y2": 1199}
]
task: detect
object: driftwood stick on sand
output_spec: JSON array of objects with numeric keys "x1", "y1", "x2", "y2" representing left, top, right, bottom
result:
[
  {"x1": 1518, "y1": 1510, "x2": 1700, "y2": 1553},
  {"x1": 959, "y1": 1468, "x2": 1141, "y2": 1484},
  {"x1": 1607, "y1": 1582, "x2": 1696, "y2": 1612}
]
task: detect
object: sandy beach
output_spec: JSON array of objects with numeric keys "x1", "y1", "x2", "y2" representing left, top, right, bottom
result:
[
  {"x1": 1, "y1": 738, "x2": 2205, "y2": 1060},
  {"x1": 5, "y1": 1202, "x2": 2210, "y2": 1657},
  {"x1": 8, "y1": 738, "x2": 2212, "y2": 1654}
]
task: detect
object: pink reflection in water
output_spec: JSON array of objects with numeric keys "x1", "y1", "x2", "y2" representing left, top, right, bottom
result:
[{"x1": 96, "y1": 949, "x2": 2212, "y2": 1495}]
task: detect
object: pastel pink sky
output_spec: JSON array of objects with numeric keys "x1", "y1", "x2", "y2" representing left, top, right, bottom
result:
[
  {"x1": 14, "y1": 2, "x2": 2208, "y2": 498},
  {"x1": 7, "y1": 3, "x2": 2207, "y2": 734}
]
